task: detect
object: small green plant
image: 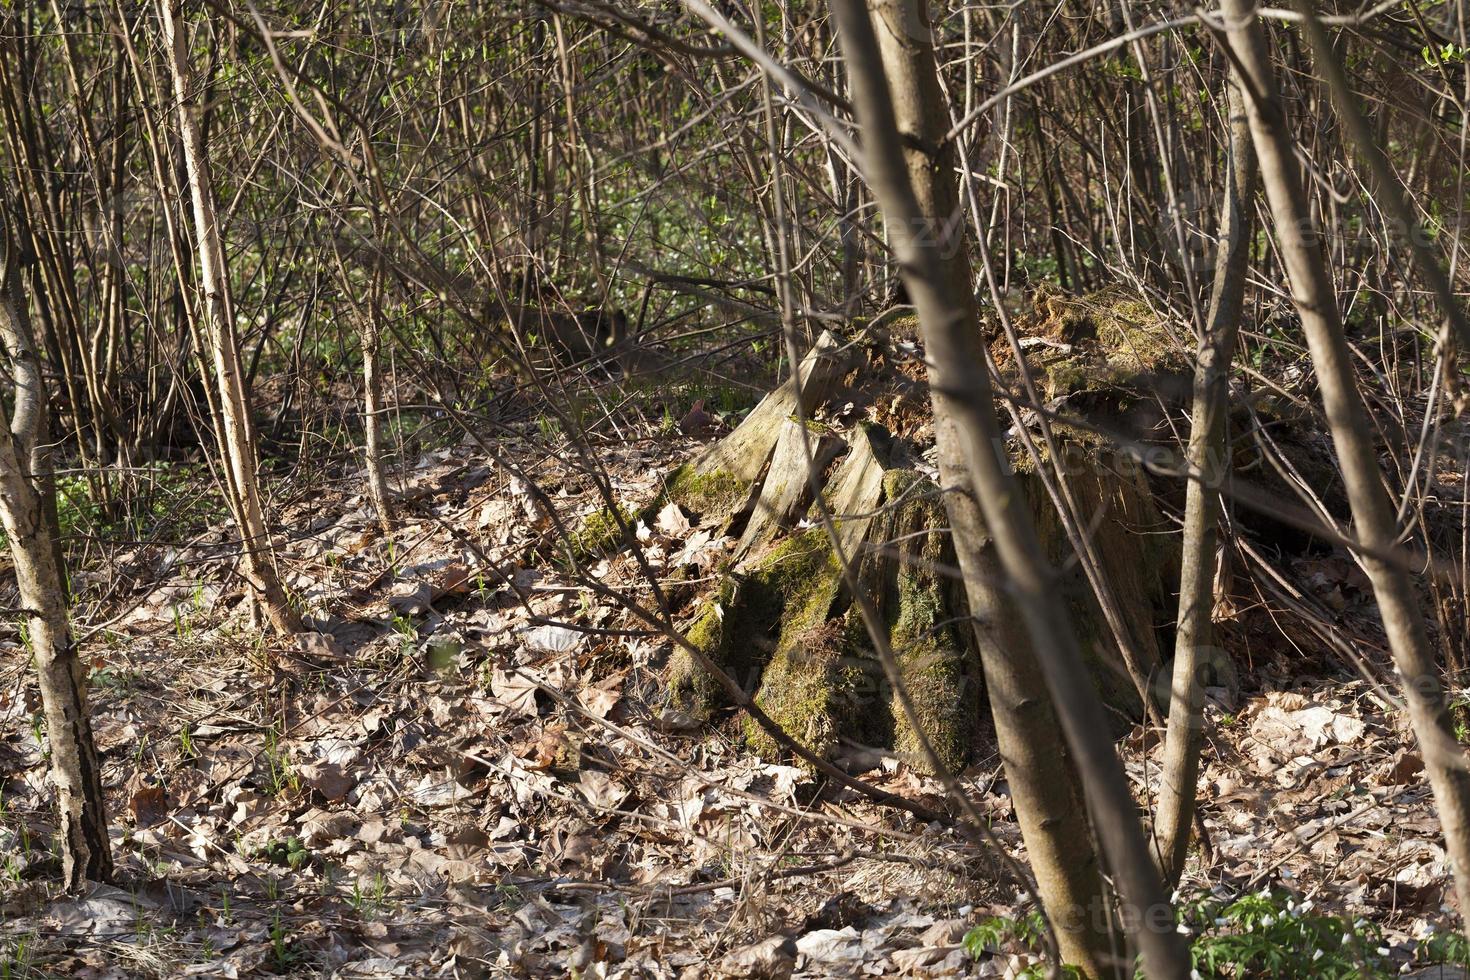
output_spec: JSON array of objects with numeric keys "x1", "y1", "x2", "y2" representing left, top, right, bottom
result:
[
  {"x1": 261, "y1": 725, "x2": 300, "y2": 797},
  {"x1": 269, "y1": 910, "x2": 296, "y2": 970},
  {"x1": 1422, "y1": 41, "x2": 1468, "y2": 67},
  {"x1": 1180, "y1": 890, "x2": 1388, "y2": 978},
  {"x1": 1, "y1": 931, "x2": 39, "y2": 980},
  {"x1": 171, "y1": 586, "x2": 208, "y2": 642},
  {"x1": 389, "y1": 613, "x2": 418, "y2": 654},
  {"x1": 349, "y1": 872, "x2": 392, "y2": 916},
  {"x1": 258, "y1": 836, "x2": 311, "y2": 871},
  {"x1": 89, "y1": 665, "x2": 141, "y2": 694},
  {"x1": 493, "y1": 881, "x2": 523, "y2": 907},
  {"x1": 963, "y1": 912, "x2": 1079, "y2": 978},
  {"x1": 179, "y1": 722, "x2": 197, "y2": 761},
  {"x1": 1422, "y1": 929, "x2": 1470, "y2": 970},
  {"x1": 962, "y1": 893, "x2": 1423, "y2": 978},
  {"x1": 171, "y1": 603, "x2": 193, "y2": 642}
]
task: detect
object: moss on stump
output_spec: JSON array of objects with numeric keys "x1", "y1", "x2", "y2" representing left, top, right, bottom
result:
[
  {"x1": 667, "y1": 528, "x2": 833, "y2": 721},
  {"x1": 661, "y1": 465, "x2": 749, "y2": 522},
  {"x1": 672, "y1": 459, "x2": 984, "y2": 774},
  {"x1": 665, "y1": 295, "x2": 1182, "y2": 771},
  {"x1": 871, "y1": 470, "x2": 981, "y2": 773}
]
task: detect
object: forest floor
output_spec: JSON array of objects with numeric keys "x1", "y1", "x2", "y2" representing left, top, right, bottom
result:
[{"x1": 1, "y1": 392, "x2": 1468, "y2": 979}]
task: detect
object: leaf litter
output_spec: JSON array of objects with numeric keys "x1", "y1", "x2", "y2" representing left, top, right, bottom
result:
[{"x1": 0, "y1": 429, "x2": 1464, "y2": 977}]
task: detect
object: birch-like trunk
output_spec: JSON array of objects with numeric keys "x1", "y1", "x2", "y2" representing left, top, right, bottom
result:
[
  {"x1": 361, "y1": 303, "x2": 394, "y2": 534},
  {"x1": 159, "y1": 0, "x2": 300, "y2": 635},
  {"x1": 0, "y1": 215, "x2": 112, "y2": 892},
  {"x1": 1153, "y1": 76, "x2": 1257, "y2": 886}
]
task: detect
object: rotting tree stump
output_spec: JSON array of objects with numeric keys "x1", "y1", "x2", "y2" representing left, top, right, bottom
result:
[{"x1": 649, "y1": 295, "x2": 1185, "y2": 773}]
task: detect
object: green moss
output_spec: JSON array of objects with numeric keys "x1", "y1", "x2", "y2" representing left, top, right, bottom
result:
[
  {"x1": 1041, "y1": 360, "x2": 1092, "y2": 401},
  {"x1": 1030, "y1": 286, "x2": 1187, "y2": 401},
  {"x1": 742, "y1": 469, "x2": 984, "y2": 774},
  {"x1": 874, "y1": 470, "x2": 980, "y2": 774},
  {"x1": 670, "y1": 470, "x2": 987, "y2": 773},
  {"x1": 744, "y1": 534, "x2": 863, "y2": 761},
  {"x1": 661, "y1": 464, "x2": 748, "y2": 520},
  {"x1": 667, "y1": 578, "x2": 741, "y2": 716},
  {"x1": 570, "y1": 504, "x2": 636, "y2": 557},
  {"x1": 667, "y1": 528, "x2": 832, "y2": 720},
  {"x1": 882, "y1": 313, "x2": 922, "y2": 341}
]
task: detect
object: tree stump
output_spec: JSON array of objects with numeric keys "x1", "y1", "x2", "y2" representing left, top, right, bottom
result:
[{"x1": 661, "y1": 293, "x2": 1183, "y2": 772}]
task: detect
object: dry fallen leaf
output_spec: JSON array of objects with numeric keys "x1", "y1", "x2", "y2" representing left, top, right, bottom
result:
[
  {"x1": 577, "y1": 769, "x2": 629, "y2": 810},
  {"x1": 297, "y1": 761, "x2": 357, "y2": 802},
  {"x1": 656, "y1": 500, "x2": 692, "y2": 536},
  {"x1": 387, "y1": 581, "x2": 434, "y2": 616},
  {"x1": 491, "y1": 668, "x2": 542, "y2": 716},
  {"x1": 523, "y1": 623, "x2": 582, "y2": 653},
  {"x1": 294, "y1": 631, "x2": 345, "y2": 660},
  {"x1": 718, "y1": 936, "x2": 796, "y2": 979},
  {"x1": 431, "y1": 562, "x2": 474, "y2": 600},
  {"x1": 579, "y1": 670, "x2": 626, "y2": 720},
  {"x1": 128, "y1": 778, "x2": 169, "y2": 829}
]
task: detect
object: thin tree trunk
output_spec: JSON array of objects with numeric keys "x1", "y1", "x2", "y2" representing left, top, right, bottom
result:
[
  {"x1": 0, "y1": 214, "x2": 112, "y2": 892},
  {"x1": 362, "y1": 290, "x2": 394, "y2": 535},
  {"x1": 159, "y1": 0, "x2": 301, "y2": 635},
  {"x1": 830, "y1": 1, "x2": 1190, "y2": 976},
  {"x1": 1220, "y1": 0, "x2": 1470, "y2": 939},
  {"x1": 1153, "y1": 75, "x2": 1257, "y2": 886}
]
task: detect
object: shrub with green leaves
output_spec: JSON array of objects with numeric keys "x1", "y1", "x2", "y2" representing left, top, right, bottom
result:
[
  {"x1": 1180, "y1": 890, "x2": 1388, "y2": 978},
  {"x1": 963, "y1": 891, "x2": 1430, "y2": 979},
  {"x1": 962, "y1": 912, "x2": 1080, "y2": 979}
]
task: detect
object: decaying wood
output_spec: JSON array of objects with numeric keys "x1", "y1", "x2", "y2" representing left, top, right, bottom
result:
[
  {"x1": 746, "y1": 432, "x2": 892, "y2": 759},
  {"x1": 733, "y1": 419, "x2": 844, "y2": 559},
  {"x1": 686, "y1": 330, "x2": 857, "y2": 486},
  {"x1": 832, "y1": 1, "x2": 1189, "y2": 973},
  {"x1": 819, "y1": 422, "x2": 889, "y2": 554}
]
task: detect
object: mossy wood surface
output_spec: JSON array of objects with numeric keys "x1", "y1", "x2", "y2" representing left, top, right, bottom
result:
[
  {"x1": 734, "y1": 420, "x2": 845, "y2": 560},
  {"x1": 686, "y1": 330, "x2": 857, "y2": 486},
  {"x1": 669, "y1": 291, "x2": 1181, "y2": 770}
]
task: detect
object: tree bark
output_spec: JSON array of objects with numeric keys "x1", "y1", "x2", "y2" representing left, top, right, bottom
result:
[
  {"x1": 0, "y1": 212, "x2": 112, "y2": 892},
  {"x1": 830, "y1": 1, "x2": 1190, "y2": 976},
  {"x1": 160, "y1": 0, "x2": 301, "y2": 635},
  {"x1": 361, "y1": 309, "x2": 394, "y2": 535},
  {"x1": 361, "y1": 274, "x2": 395, "y2": 535},
  {"x1": 1220, "y1": 0, "x2": 1470, "y2": 939},
  {"x1": 1153, "y1": 75, "x2": 1257, "y2": 886}
]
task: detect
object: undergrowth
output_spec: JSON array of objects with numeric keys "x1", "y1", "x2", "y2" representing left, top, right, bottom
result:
[{"x1": 964, "y1": 889, "x2": 1469, "y2": 978}]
